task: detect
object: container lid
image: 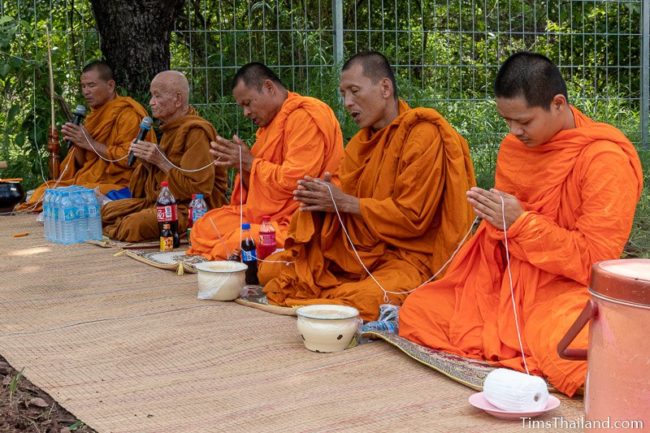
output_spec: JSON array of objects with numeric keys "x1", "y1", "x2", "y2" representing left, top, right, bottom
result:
[
  {"x1": 590, "y1": 259, "x2": 650, "y2": 306},
  {"x1": 242, "y1": 223, "x2": 251, "y2": 230},
  {"x1": 160, "y1": 181, "x2": 169, "y2": 187}
]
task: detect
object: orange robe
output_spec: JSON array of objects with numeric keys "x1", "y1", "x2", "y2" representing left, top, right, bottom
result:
[
  {"x1": 16, "y1": 95, "x2": 152, "y2": 212},
  {"x1": 102, "y1": 108, "x2": 227, "y2": 242},
  {"x1": 187, "y1": 92, "x2": 343, "y2": 259},
  {"x1": 259, "y1": 101, "x2": 476, "y2": 321},
  {"x1": 399, "y1": 107, "x2": 643, "y2": 397}
]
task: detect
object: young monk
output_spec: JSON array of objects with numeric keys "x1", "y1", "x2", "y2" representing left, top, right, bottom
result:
[
  {"x1": 259, "y1": 51, "x2": 476, "y2": 321},
  {"x1": 102, "y1": 71, "x2": 227, "y2": 242},
  {"x1": 399, "y1": 52, "x2": 643, "y2": 397},
  {"x1": 17, "y1": 61, "x2": 153, "y2": 212},
  {"x1": 187, "y1": 62, "x2": 344, "y2": 260}
]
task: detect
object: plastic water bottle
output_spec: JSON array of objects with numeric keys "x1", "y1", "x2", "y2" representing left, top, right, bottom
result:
[
  {"x1": 258, "y1": 215, "x2": 276, "y2": 260},
  {"x1": 186, "y1": 193, "x2": 197, "y2": 246},
  {"x1": 43, "y1": 189, "x2": 52, "y2": 241},
  {"x1": 52, "y1": 189, "x2": 62, "y2": 243},
  {"x1": 84, "y1": 189, "x2": 102, "y2": 240},
  {"x1": 241, "y1": 223, "x2": 259, "y2": 285},
  {"x1": 72, "y1": 188, "x2": 88, "y2": 242},
  {"x1": 193, "y1": 194, "x2": 207, "y2": 221},
  {"x1": 60, "y1": 191, "x2": 76, "y2": 244}
]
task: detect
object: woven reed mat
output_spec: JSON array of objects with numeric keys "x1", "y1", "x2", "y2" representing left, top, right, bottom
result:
[{"x1": 1, "y1": 214, "x2": 585, "y2": 433}]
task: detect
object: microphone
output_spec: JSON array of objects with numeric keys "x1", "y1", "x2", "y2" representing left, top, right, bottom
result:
[
  {"x1": 65, "y1": 105, "x2": 86, "y2": 148},
  {"x1": 128, "y1": 116, "x2": 153, "y2": 167}
]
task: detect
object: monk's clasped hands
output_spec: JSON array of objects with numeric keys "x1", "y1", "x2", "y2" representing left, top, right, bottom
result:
[
  {"x1": 294, "y1": 172, "x2": 361, "y2": 214},
  {"x1": 210, "y1": 135, "x2": 253, "y2": 172},
  {"x1": 466, "y1": 187, "x2": 523, "y2": 230}
]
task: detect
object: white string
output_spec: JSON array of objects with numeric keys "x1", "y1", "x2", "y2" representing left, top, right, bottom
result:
[
  {"x1": 320, "y1": 181, "x2": 475, "y2": 304},
  {"x1": 239, "y1": 145, "x2": 243, "y2": 255},
  {"x1": 500, "y1": 195, "x2": 530, "y2": 375},
  {"x1": 79, "y1": 128, "x2": 128, "y2": 163}
]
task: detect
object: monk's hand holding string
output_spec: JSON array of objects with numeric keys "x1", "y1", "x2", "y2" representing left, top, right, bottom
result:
[
  {"x1": 211, "y1": 135, "x2": 253, "y2": 172},
  {"x1": 129, "y1": 139, "x2": 173, "y2": 173},
  {"x1": 294, "y1": 172, "x2": 361, "y2": 214},
  {"x1": 466, "y1": 187, "x2": 523, "y2": 230},
  {"x1": 61, "y1": 123, "x2": 91, "y2": 150}
]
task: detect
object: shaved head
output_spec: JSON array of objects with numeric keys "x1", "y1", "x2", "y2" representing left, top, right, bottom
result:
[
  {"x1": 342, "y1": 51, "x2": 398, "y2": 99},
  {"x1": 151, "y1": 70, "x2": 189, "y2": 106},
  {"x1": 494, "y1": 52, "x2": 568, "y2": 110},
  {"x1": 232, "y1": 62, "x2": 285, "y2": 92}
]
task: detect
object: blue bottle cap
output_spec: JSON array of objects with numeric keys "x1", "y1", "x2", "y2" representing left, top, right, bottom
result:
[
  {"x1": 242, "y1": 223, "x2": 251, "y2": 230},
  {"x1": 196, "y1": 193, "x2": 203, "y2": 199}
]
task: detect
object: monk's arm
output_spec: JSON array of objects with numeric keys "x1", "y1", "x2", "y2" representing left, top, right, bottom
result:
[
  {"x1": 250, "y1": 110, "x2": 328, "y2": 194},
  {"x1": 103, "y1": 109, "x2": 147, "y2": 168},
  {"x1": 166, "y1": 128, "x2": 216, "y2": 201},
  {"x1": 505, "y1": 144, "x2": 639, "y2": 285},
  {"x1": 359, "y1": 122, "x2": 444, "y2": 242}
]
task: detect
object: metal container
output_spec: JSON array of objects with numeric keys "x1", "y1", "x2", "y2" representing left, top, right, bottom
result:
[{"x1": 558, "y1": 259, "x2": 650, "y2": 431}]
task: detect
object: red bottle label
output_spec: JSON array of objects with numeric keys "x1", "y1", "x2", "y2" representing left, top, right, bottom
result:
[
  {"x1": 156, "y1": 204, "x2": 177, "y2": 222},
  {"x1": 260, "y1": 232, "x2": 275, "y2": 246}
]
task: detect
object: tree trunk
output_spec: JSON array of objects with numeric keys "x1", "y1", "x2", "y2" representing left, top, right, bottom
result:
[{"x1": 89, "y1": 0, "x2": 185, "y2": 98}]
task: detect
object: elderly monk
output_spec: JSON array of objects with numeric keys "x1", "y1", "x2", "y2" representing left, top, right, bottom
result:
[
  {"x1": 17, "y1": 61, "x2": 153, "y2": 212},
  {"x1": 399, "y1": 52, "x2": 643, "y2": 397},
  {"x1": 187, "y1": 63, "x2": 343, "y2": 259},
  {"x1": 102, "y1": 70, "x2": 227, "y2": 242},
  {"x1": 259, "y1": 52, "x2": 476, "y2": 321}
]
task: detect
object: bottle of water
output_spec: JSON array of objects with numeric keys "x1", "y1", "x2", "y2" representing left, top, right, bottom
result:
[
  {"x1": 52, "y1": 189, "x2": 62, "y2": 243},
  {"x1": 60, "y1": 191, "x2": 76, "y2": 244},
  {"x1": 193, "y1": 193, "x2": 208, "y2": 221},
  {"x1": 72, "y1": 188, "x2": 88, "y2": 242},
  {"x1": 43, "y1": 189, "x2": 52, "y2": 241},
  {"x1": 85, "y1": 189, "x2": 103, "y2": 240}
]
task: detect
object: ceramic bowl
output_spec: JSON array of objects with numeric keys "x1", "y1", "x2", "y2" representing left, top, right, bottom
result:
[
  {"x1": 195, "y1": 261, "x2": 247, "y2": 301},
  {"x1": 296, "y1": 304, "x2": 361, "y2": 353},
  {"x1": 0, "y1": 181, "x2": 24, "y2": 211}
]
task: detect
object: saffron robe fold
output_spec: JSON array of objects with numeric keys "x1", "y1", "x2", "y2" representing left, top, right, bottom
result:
[
  {"x1": 187, "y1": 92, "x2": 344, "y2": 259},
  {"x1": 399, "y1": 107, "x2": 643, "y2": 397},
  {"x1": 102, "y1": 108, "x2": 227, "y2": 242},
  {"x1": 259, "y1": 101, "x2": 476, "y2": 321},
  {"x1": 17, "y1": 95, "x2": 153, "y2": 212}
]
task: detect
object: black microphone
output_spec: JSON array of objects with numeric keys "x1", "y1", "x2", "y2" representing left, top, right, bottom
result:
[
  {"x1": 128, "y1": 116, "x2": 153, "y2": 167},
  {"x1": 65, "y1": 105, "x2": 86, "y2": 148}
]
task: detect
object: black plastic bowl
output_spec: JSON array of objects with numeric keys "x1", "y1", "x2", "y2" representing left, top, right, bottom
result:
[{"x1": 0, "y1": 181, "x2": 25, "y2": 211}]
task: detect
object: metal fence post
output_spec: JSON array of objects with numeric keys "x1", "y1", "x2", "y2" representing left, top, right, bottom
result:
[
  {"x1": 642, "y1": 0, "x2": 649, "y2": 148},
  {"x1": 333, "y1": 0, "x2": 343, "y2": 67}
]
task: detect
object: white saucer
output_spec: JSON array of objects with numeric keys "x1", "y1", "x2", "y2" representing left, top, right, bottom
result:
[{"x1": 468, "y1": 392, "x2": 561, "y2": 420}]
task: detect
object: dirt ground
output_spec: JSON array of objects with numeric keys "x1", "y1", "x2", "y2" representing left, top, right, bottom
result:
[{"x1": 0, "y1": 355, "x2": 96, "y2": 433}]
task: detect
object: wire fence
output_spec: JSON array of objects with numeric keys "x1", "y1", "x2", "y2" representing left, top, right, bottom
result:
[{"x1": 3, "y1": 0, "x2": 648, "y2": 171}]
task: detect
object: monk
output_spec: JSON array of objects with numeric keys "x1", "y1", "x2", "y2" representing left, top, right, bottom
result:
[
  {"x1": 17, "y1": 61, "x2": 153, "y2": 212},
  {"x1": 399, "y1": 52, "x2": 643, "y2": 397},
  {"x1": 102, "y1": 70, "x2": 227, "y2": 242},
  {"x1": 259, "y1": 52, "x2": 476, "y2": 321},
  {"x1": 187, "y1": 63, "x2": 343, "y2": 259}
]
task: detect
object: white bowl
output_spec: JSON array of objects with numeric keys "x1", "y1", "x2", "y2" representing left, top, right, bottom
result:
[
  {"x1": 195, "y1": 261, "x2": 247, "y2": 301},
  {"x1": 296, "y1": 304, "x2": 361, "y2": 353}
]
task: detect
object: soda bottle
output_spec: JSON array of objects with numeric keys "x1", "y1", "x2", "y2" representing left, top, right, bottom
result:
[
  {"x1": 258, "y1": 215, "x2": 276, "y2": 260},
  {"x1": 186, "y1": 193, "x2": 197, "y2": 246},
  {"x1": 241, "y1": 223, "x2": 259, "y2": 285},
  {"x1": 160, "y1": 223, "x2": 174, "y2": 251},
  {"x1": 156, "y1": 181, "x2": 179, "y2": 248}
]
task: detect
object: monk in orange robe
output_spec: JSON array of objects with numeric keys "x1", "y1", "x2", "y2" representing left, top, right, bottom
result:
[
  {"x1": 102, "y1": 71, "x2": 227, "y2": 242},
  {"x1": 258, "y1": 52, "x2": 476, "y2": 321},
  {"x1": 399, "y1": 52, "x2": 643, "y2": 397},
  {"x1": 16, "y1": 61, "x2": 153, "y2": 212},
  {"x1": 187, "y1": 63, "x2": 343, "y2": 260}
]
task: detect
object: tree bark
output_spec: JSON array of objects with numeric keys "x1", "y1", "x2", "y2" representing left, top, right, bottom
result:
[{"x1": 89, "y1": 0, "x2": 185, "y2": 98}]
